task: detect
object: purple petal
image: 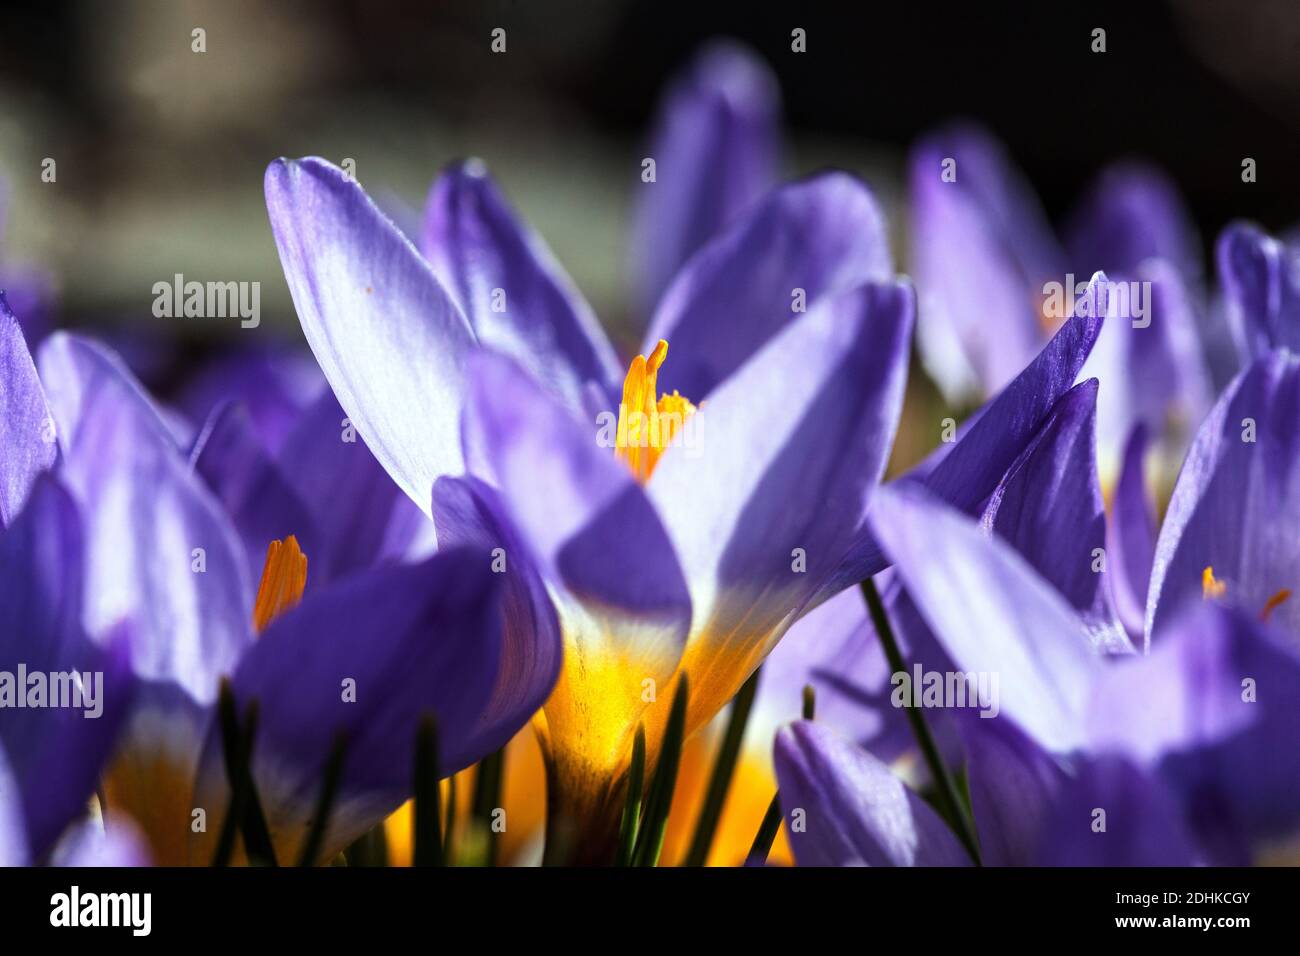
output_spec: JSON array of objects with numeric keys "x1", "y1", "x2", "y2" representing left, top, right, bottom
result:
[
  {"x1": 645, "y1": 172, "x2": 891, "y2": 401},
  {"x1": 909, "y1": 123, "x2": 1063, "y2": 400},
  {"x1": 265, "y1": 157, "x2": 475, "y2": 517},
  {"x1": 962, "y1": 716, "x2": 1068, "y2": 866},
  {"x1": 463, "y1": 349, "x2": 691, "y2": 660},
  {"x1": 774, "y1": 720, "x2": 970, "y2": 866},
  {"x1": 1109, "y1": 424, "x2": 1156, "y2": 641},
  {"x1": 0, "y1": 744, "x2": 26, "y2": 866},
  {"x1": 196, "y1": 548, "x2": 512, "y2": 858},
  {"x1": 38, "y1": 333, "x2": 254, "y2": 703},
  {"x1": 275, "y1": 389, "x2": 430, "y2": 582},
  {"x1": 53, "y1": 817, "x2": 151, "y2": 867},
  {"x1": 979, "y1": 378, "x2": 1129, "y2": 650},
  {"x1": 421, "y1": 160, "x2": 621, "y2": 411},
  {"x1": 648, "y1": 281, "x2": 911, "y2": 715},
  {"x1": 750, "y1": 586, "x2": 911, "y2": 767},
  {"x1": 190, "y1": 401, "x2": 322, "y2": 585},
  {"x1": 629, "y1": 40, "x2": 780, "y2": 319},
  {"x1": 1089, "y1": 603, "x2": 1300, "y2": 848},
  {"x1": 1147, "y1": 349, "x2": 1300, "y2": 646},
  {"x1": 176, "y1": 345, "x2": 326, "y2": 453},
  {"x1": 815, "y1": 288, "x2": 1107, "y2": 601},
  {"x1": 0, "y1": 475, "x2": 135, "y2": 857},
  {"x1": 1035, "y1": 756, "x2": 1199, "y2": 866},
  {"x1": 1217, "y1": 222, "x2": 1300, "y2": 359},
  {"x1": 0, "y1": 294, "x2": 56, "y2": 527},
  {"x1": 431, "y1": 475, "x2": 562, "y2": 759},
  {"x1": 1077, "y1": 259, "x2": 1211, "y2": 474},
  {"x1": 869, "y1": 484, "x2": 1101, "y2": 753},
  {"x1": 1066, "y1": 163, "x2": 1202, "y2": 284}
]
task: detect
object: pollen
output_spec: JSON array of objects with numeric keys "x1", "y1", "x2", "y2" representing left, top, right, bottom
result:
[
  {"x1": 1201, "y1": 566, "x2": 1226, "y2": 601},
  {"x1": 615, "y1": 339, "x2": 696, "y2": 482},
  {"x1": 1261, "y1": 589, "x2": 1292, "y2": 623},
  {"x1": 253, "y1": 535, "x2": 308, "y2": 633}
]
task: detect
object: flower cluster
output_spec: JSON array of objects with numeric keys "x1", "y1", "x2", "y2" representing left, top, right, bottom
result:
[{"x1": 2, "y1": 40, "x2": 1298, "y2": 868}]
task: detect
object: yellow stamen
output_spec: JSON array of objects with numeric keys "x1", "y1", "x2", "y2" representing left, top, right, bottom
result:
[
  {"x1": 615, "y1": 339, "x2": 696, "y2": 482},
  {"x1": 253, "y1": 536, "x2": 308, "y2": 632},
  {"x1": 1261, "y1": 589, "x2": 1292, "y2": 623},
  {"x1": 1202, "y1": 566, "x2": 1226, "y2": 601}
]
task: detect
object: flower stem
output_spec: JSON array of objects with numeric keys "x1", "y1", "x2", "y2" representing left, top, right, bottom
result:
[{"x1": 860, "y1": 575, "x2": 981, "y2": 865}]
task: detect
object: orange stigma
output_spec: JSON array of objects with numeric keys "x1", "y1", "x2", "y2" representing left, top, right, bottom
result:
[
  {"x1": 253, "y1": 535, "x2": 308, "y2": 632},
  {"x1": 615, "y1": 339, "x2": 696, "y2": 482}
]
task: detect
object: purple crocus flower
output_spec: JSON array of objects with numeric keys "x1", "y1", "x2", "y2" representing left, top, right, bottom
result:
[
  {"x1": 628, "y1": 39, "x2": 780, "y2": 323},
  {"x1": 803, "y1": 481, "x2": 1300, "y2": 866},
  {"x1": 910, "y1": 124, "x2": 1212, "y2": 483},
  {"x1": 262, "y1": 117, "x2": 1118, "y2": 859},
  {"x1": 24, "y1": 324, "x2": 558, "y2": 864}
]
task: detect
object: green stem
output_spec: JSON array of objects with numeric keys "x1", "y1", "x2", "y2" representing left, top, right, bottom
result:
[
  {"x1": 745, "y1": 684, "x2": 814, "y2": 866},
  {"x1": 615, "y1": 726, "x2": 647, "y2": 866},
  {"x1": 296, "y1": 732, "x2": 348, "y2": 867},
  {"x1": 683, "y1": 667, "x2": 761, "y2": 866},
  {"x1": 631, "y1": 675, "x2": 689, "y2": 867},
  {"x1": 860, "y1": 576, "x2": 981, "y2": 865}
]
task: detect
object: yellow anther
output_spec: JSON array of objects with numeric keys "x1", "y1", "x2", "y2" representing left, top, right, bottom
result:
[
  {"x1": 614, "y1": 339, "x2": 696, "y2": 482},
  {"x1": 1202, "y1": 566, "x2": 1226, "y2": 601}
]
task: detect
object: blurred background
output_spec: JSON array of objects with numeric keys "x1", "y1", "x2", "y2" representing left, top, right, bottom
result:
[{"x1": 2, "y1": 0, "x2": 1299, "y2": 387}]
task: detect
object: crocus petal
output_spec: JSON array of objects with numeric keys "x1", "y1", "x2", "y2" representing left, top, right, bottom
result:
[
  {"x1": 38, "y1": 333, "x2": 253, "y2": 702},
  {"x1": 774, "y1": 720, "x2": 970, "y2": 866},
  {"x1": 0, "y1": 294, "x2": 56, "y2": 527},
  {"x1": 431, "y1": 475, "x2": 562, "y2": 758},
  {"x1": 909, "y1": 123, "x2": 1064, "y2": 401},
  {"x1": 462, "y1": 350, "x2": 691, "y2": 813},
  {"x1": 1109, "y1": 424, "x2": 1156, "y2": 641},
  {"x1": 176, "y1": 345, "x2": 326, "y2": 453},
  {"x1": 1147, "y1": 349, "x2": 1300, "y2": 645},
  {"x1": 1035, "y1": 756, "x2": 1199, "y2": 866},
  {"x1": 869, "y1": 484, "x2": 1101, "y2": 753},
  {"x1": 1217, "y1": 222, "x2": 1300, "y2": 359},
  {"x1": 1066, "y1": 163, "x2": 1202, "y2": 283},
  {"x1": 961, "y1": 716, "x2": 1068, "y2": 867},
  {"x1": 650, "y1": 280, "x2": 912, "y2": 729},
  {"x1": 190, "y1": 401, "x2": 322, "y2": 585},
  {"x1": 979, "y1": 378, "x2": 1129, "y2": 650},
  {"x1": 265, "y1": 157, "x2": 475, "y2": 517},
  {"x1": 275, "y1": 389, "x2": 430, "y2": 582},
  {"x1": 1076, "y1": 259, "x2": 1211, "y2": 477},
  {"x1": 193, "y1": 548, "x2": 510, "y2": 861},
  {"x1": 0, "y1": 744, "x2": 26, "y2": 866},
  {"x1": 752, "y1": 586, "x2": 910, "y2": 765},
  {"x1": 52, "y1": 817, "x2": 151, "y2": 867},
  {"x1": 629, "y1": 39, "x2": 779, "y2": 320},
  {"x1": 816, "y1": 289, "x2": 1108, "y2": 601},
  {"x1": 421, "y1": 160, "x2": 622, "y2": 412},
  {"x1": 0, "y1": 474, "x2": 135, "y2": 857},
  {"x1": 646, "y1": 172, "x2": 891, "y2": 400},
  {"x1": 1089, "y1": 603, "x2": 1300, "y2": 849}
]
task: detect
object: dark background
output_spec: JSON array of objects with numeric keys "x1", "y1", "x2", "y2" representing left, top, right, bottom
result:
[{"x1": 1, "y1": 0, "x2": 1297, "y2": 342}]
